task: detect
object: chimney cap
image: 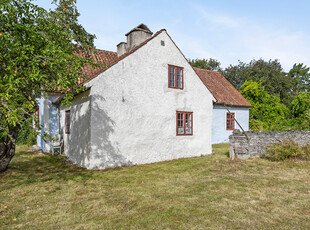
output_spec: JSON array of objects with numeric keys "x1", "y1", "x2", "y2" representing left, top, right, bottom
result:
[
  {"x1": 117, "y1": 41, "x2": 127, "y2": 46},
  {"x1": 125, "y1": 23, "x2": 153, "y2": 36}
]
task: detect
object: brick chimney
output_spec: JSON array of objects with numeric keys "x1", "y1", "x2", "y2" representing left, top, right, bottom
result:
[{"x1": 117, "y1": 24, "x2": 153, "y2": 57}]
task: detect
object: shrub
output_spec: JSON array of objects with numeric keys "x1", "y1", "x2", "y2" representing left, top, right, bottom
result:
[
  {"x1": 16, "y1": 120, "x2": 37, "y2": 146},
  {"x1": 266, "y1": 140, "x2": 310, "y2": 161},
  {"x1": 301, "y1": 144, "x2": 310, "y2": 156}
]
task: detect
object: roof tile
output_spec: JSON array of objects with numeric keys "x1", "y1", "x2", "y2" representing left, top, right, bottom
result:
[
  {"x1": 78, "y1": 49, "x2": 118, "y2": 83},
  {"x1": 193, "y1": 67, "x2": 251, "y2": 107}
]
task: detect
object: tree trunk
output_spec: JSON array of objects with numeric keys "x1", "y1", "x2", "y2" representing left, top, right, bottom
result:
[{"x1": 0, "y1": 125, "x2": 19, "y2": 173}]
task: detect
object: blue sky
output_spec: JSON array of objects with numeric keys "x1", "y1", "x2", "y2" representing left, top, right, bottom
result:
[{"x1": 38, "y1": 0, "x2": 310, "y2": 71}]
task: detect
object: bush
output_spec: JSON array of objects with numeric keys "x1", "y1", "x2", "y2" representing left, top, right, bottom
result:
[
  {"x1": 302, "y1": 144, "x2": 310, "y2": 155},
  {"x1": 16, "y1": 120, "x2": 37, "y2": 146},
  {"x1": 266, "y1": 140, "x2": 310, "y2": 161}
]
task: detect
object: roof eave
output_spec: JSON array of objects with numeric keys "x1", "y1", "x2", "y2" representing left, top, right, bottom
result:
[
  {"x1": 213, "y1": 101, "x2": 252, "y2": 108},
  {"x1": 52, "y1": 86, "x2": 92, "y2": 105}
]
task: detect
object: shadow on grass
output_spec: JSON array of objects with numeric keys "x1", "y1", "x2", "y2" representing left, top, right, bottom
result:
[
  {"x1": 1, "y1": 144, "x2": 232, "y2": 191},
  {"x1": 1, "y1": 149, "x2": 95, "y2": 191}
]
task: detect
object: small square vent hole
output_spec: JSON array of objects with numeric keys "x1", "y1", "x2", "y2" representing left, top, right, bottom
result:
[{"x1": 161, "y1": 40, "x2": 165, "y2": 46}]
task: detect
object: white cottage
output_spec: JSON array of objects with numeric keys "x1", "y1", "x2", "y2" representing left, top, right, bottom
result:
[{"x1": 36, "y1": 24, "x2": 251, "y2": 169}]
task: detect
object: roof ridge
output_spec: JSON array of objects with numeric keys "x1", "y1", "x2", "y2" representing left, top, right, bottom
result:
[
  {"x1": 193, "y1": 67, "x2": 221, "y2": 74},
  {"x1": 95, "y1": 48, "x2": 117, "y2": 54}
]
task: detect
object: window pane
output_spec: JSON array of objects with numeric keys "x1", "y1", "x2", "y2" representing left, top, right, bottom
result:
[
  {"x1": 186, "y1": 127, "x2": 191, "y2": 134},
  {"x1": 178, "y1": 127, "x2": 184, "y2": 134},
  {"x1": 185, "y1": 113, "x2": 192, "y2": 134},
  {"x1": 169, "y1": 67, "x2": 175, "y2": 87},
  {"x1": 177, "y1": 113, "x2": 184, "y2": 134},
  {"x1": 180, "y1": 69, "x2": 183, "y2": 88},
  {"x1": 177, "y1": 68, "x2": 183, "y2": 88}
]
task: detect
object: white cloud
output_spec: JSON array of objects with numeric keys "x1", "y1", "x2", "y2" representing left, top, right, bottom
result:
[
  {"x1": 180, "y1": 5, "x2": 310, "y2": 71},
  {"x1": 192, "y1": 5, "x2": 241, "y2": 29},
  {"x1": 238, "y1": 25, "x2": 310, "y2": 70}
]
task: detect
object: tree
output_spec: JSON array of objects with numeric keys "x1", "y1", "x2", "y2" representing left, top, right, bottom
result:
[
  {"x1": 288, "y1": 63, "x2": 310, "y2": 95},
  {"x1": 290, "y1": 92, "x2": 310, "y2": 118},
  {"x1": 188, "y1": 58, "x2": 222, "y2": 71},
  {"x1": 240, "y1": 81, "x2": 289, "y2": 131},
  {"x1": 288, "y1": 92, "x2": 310, "y2": 130},
  {"x1": 221, "y1": 60, "x2": 249, "y2": 91},
  {"x1": 223, "y1": 59, "x2": 293, "y2": 105},
  {"x1": 0, "y1": 0, "x2": 96, "y2": 172}
]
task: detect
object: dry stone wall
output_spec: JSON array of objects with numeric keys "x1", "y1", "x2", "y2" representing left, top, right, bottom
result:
[{"x1": 229, "y1": 130, "x2": 310, "y2": 159}]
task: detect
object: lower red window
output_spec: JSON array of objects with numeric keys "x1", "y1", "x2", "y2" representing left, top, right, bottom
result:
[
  {"x1": 226, "y1": 112, "x2": 235, "y2": 130},
  {"x1": 65, "y1": 110, "x2": 71, "y2": 134},
  {"x1": 176, "y1": 111, "x2": 193, "y2": 135}
]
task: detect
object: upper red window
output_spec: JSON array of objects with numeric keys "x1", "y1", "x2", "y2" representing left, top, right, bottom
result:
[
  {"x1": 65, "y1": 110, "x2": 71, "y2": 134},
  {"x1": 176, "y1": 111, "x2": 193, "y2": 135},
  {"x1": 226, "y1": 112, "x2": 235, "y2": 130},
  {"x1": 169, "y1": 65, "x2": 183, "y2": 89}
]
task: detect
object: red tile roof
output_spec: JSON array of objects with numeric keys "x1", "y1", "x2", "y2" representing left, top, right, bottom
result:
[
  {"x1": 78, "y1": 49, "x2": 118, "y2": 83},
  {"x1": 193, "y1": 67, "x2": 251, "y2": 107}
]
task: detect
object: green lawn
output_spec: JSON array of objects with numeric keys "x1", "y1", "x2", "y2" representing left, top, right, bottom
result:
[{"x1": 1, "y1": 144, "x2": 310, "y2": 229}]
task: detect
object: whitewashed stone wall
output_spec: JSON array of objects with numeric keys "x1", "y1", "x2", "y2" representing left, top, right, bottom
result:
[
  {"x1": 77, "y1": 30, "x2": 215, "y2": 169},
  {"x1": 60, "y1": 90, "x2": 91, "y2": 167}
]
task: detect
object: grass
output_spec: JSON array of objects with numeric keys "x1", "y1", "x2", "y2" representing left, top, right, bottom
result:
[{"x1": 1, "y1": 144, "x2": 310, "y2": 229}]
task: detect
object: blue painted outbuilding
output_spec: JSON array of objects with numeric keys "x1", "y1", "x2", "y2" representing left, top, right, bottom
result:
[
  {"x1": 194, "y1": 67, "x2": 251, "y2": 144},
  {"x1": 212, "y1": 106, "x2": 249, "y2": 144},
  {"x1": 36, "y1": 94, "x2": 61, "y2": 152}
]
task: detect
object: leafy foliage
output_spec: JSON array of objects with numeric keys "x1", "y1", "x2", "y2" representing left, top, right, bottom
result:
[
  {"x1": 288, "y1": 63, "x2": 310, "y2": 95},
  {"x1": 241, "y1": 81, "x2": 288, "y2": 131},
  {"x1": 0, "y1": 0, "x2": 96, "y2": 171},
  {"x1": 266, "y1": 140, "x2": 310, "y2": 161},
  {"x1": 290, "y1": 92, "x2": 310, "y2": 117},
  {"x1": 188, "y1": 58, "x2": 222, "y2": 71},
  {"x1": 190, "y1": 55, "x2": 309, "y2": 131},
  {"x1": 0, "y1": 0, "x2": 95, "y2": 134},
  {"x1": 223, "y1": 59, "x2": 293, "y2": 105},
  {"x1": 16, "y1": 119, "x2": 36, "y2": 145},
  {"x1": 288, "y1": 92, "x2": 310, "y2": 130}
]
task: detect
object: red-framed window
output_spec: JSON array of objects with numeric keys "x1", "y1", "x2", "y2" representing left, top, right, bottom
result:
[
  {"x1": 169, "y1": 65, "x2": 183, "y2": 89},
  {"x1": 176, "y1": 111, "x2": 193, "y2": 135},
  {"x1": 35, "y1": 109, "x2": 39, "y2": 130},
  {"x1": 65, "y1": 110, "x2": 71, "y2": 134},
  {"x1": 226, "y1": 112, "x2": 235, "y2": 130}
]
